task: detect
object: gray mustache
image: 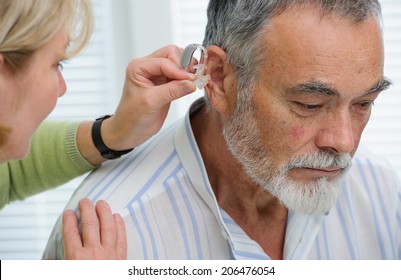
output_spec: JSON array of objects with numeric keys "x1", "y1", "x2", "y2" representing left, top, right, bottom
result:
[{"x1": 284, "y1": 151, "x2": 352, "y2": 171}]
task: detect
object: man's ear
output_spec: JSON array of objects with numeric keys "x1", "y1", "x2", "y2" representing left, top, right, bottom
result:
[{"x1": 204, "y1": 46, "x2": 236, "y2": 114}]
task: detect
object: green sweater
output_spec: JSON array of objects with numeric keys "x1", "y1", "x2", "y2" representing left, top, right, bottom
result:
[{"x1": 0, "y1": 121, "x2": 95, "y2": 209}]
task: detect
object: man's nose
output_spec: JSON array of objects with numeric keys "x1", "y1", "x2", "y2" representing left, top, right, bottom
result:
[{"x1": 315, "y1": 110, "x2": 355, "y2": 154}]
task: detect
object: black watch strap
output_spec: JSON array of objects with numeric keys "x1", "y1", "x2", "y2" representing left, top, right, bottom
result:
[{"x1": 91, "y1": 115, "x2": 134, "y2": 160}]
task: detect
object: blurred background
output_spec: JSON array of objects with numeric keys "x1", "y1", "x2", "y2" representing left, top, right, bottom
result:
[{"x1": 0, "y1": 0, "x2": 399, "y2": 259}]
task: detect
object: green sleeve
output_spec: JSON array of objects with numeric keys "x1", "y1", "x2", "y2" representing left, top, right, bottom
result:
[{"x1": 0, "y1": 121, "x2": 95, "y2": 209}]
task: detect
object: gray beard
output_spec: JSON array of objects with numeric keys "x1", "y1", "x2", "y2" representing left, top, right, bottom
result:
[{"x1": 222, "y1": 100, "x2": 352, "y2": 216}]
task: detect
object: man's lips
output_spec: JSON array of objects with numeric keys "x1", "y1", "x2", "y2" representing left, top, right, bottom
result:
[{"x1": 302, "y1": 167, "x2": 342, "y2": 178}]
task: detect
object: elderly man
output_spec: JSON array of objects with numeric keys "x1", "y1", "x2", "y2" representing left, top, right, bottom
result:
[{"x1": 44, "y1": 0, "x2": 400, "y2": 259}]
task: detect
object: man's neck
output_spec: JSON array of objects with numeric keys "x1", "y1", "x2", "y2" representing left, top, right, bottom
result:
[{"x1": 190, "y1": 101, "x2": 288, "y2": 259}]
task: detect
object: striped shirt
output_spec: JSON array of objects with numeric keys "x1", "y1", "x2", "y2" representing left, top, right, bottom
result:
[{"x1": 43, "y1": 101, "x2": 401, "y2": 260}]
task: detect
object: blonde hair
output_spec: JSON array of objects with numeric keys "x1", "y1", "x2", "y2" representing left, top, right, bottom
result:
[{"x1": 0, "y1": 0, "x2": 93, "y2": 71}]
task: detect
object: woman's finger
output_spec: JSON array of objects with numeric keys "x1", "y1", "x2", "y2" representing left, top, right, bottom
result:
[
  {"x1": 62, "y1": 209, "x2": 83, "y2": 258},
  {"x1": 78, "y1": 198, "x2": 100, "y2": 247}
]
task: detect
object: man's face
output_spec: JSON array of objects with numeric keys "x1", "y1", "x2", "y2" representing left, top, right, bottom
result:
[{"x1": 223, "y1": 9, "x2": 388, "y2": 215}]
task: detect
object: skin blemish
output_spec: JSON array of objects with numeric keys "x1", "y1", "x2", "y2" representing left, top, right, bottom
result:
[{"x1": 290, "y1": 124, "x2": 305, "y2": 140}]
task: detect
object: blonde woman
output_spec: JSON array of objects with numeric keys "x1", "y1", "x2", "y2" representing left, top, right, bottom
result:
[{"x1": 0, "y1": 0, "x2": 196, "y2": 259}]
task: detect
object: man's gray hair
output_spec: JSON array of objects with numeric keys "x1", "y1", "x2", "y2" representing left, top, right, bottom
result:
[{"x1": 203, "y1": 0, "x2": 382, "y2": 101}]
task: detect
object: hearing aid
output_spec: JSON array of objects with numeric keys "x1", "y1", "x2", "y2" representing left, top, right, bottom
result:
[{"x1": 181, "y1": 44, "x2": 211, "y2": 89}]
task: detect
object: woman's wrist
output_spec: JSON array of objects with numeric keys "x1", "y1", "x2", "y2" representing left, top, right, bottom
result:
[
  {"x1": 76, "y1": 121, "x2": 106, "y2": 166},
  {"x1": 91, "y1": 115, "x2": 134, "y2": 160}
]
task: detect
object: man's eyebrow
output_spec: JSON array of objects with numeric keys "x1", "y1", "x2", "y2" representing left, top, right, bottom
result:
[
  {"x1": 287, "y1": 81, "x2": 340, "y2": 97},
  {"x1": 286, "y1": 77, "x2": 392, "y2": 97},
  {"x1": 364, "y1": 77, "x2": 392, "y2": 96}
]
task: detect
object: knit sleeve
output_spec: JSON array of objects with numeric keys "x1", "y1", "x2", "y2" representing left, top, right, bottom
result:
[{"x1": 0, "y1": 121, "x2": 95, "y2": 209}]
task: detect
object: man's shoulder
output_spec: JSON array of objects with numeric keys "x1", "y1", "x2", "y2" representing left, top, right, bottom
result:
[
  {"x1": 92, "y1": 120, "x2": 184, "y2": 177},
  {"x1": 65, "y1": 118, "x2": 192, "y2": 209}
]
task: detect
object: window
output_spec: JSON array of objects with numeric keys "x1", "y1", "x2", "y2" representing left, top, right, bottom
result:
[{"x1": 0, "y1": 0, "x2": 399, "y2": 260}]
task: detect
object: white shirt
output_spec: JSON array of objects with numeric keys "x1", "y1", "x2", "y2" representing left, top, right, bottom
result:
[{"x1": 43, "y1": 100, "x2": 401, "y2": 260}]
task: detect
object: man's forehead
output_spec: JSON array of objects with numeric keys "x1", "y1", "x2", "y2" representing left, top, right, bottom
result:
[
  {"x1": 261, "y1": 9, "x2": 384, "y2": 71},
  {"x1": 253, "y1": 9, "x2": 385, "y2": 102}
]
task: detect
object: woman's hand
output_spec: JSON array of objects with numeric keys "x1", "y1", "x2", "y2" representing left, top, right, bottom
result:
[
  {"x1": 62, "y1": 199, "x2": 127, "y2": 259},
  {"x1": 76, "y1": 45, "x2": 197, "y2": 165},
  {"x1": 101, "y1": 45, "x2": 197, "y2": 151}
]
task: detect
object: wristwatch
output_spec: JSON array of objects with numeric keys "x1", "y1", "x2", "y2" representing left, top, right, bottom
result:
[{"x1": 91, "y1": 115, "x2": 134, "y2": 159}]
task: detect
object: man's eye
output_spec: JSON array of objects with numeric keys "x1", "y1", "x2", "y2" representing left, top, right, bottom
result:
[
  {"x1": 291, "y1": 102, "x2": 323, "y2": 117},
  {"x1": 356, "y1": 101, "x2": 375, "y2": 110},
  {"x1": 361, "y1": 101, "x2": 374, "y2": 108},
  {"x1": 297, "y1": 102, "x2": 321, "y2": 110}
]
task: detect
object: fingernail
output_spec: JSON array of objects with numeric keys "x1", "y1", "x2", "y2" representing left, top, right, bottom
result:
[
  {"x1": 187, "y1": 73, "x2": 197, "y2": 80},
  {"x1": 99, "y1": 200, "x2": 110, "y2": 209},
  {"x1": 181, "y1": 80, "x2": 196, "y2": 92}
]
